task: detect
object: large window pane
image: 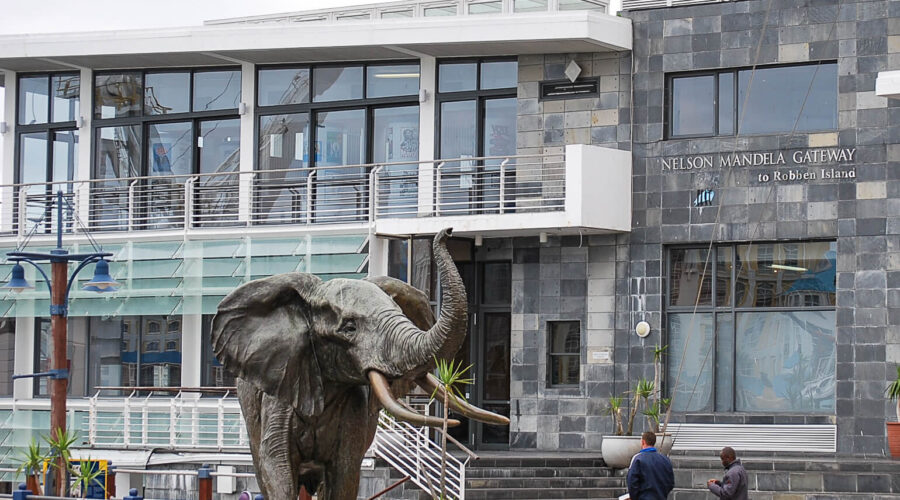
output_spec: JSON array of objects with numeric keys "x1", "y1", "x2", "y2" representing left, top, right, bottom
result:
[
  {"x1": 148, "y1": 122, "x2": 193, "y2": 176},
  {"x1": 671, "y1": 75, "x2": 715, "y2": 137},
  {"x1": 257, "y1": 113, "x2": 309, "y2": 223},
  {"x1": 669, "y1": 248, "x2": 712, "y2": 306},
  {"x1": 199, "y1": 119, "x2": 240, "y2": 174},
  {"x1": 144, "y1": 72, "x2": 190, "y2": 115},
  {"x1": 19, "y1": 132, "x2": 48, "y2": 231},
  {"x1": 667, "y1": 313, "x2": 714, "y2": 412},
  {"x1": 549, "y1": 321, "x2": 580, "y2": 386},
  {"x1": 95, "y1": 73, "x2": 142, "y2": 119},
  {"x1": 440, "y1": 100, "x2": 477, "y2": 159},
  {"x1": 193, "y1": 70, "x2": 241, "y2": 111},
  {"x1": 19, "y1": 76, "x2": 49, "y2": 125},
  {"x1": 89, "y1": 317, "x2": 140, "y2": 396},
  {"x1": 139, "y1": 316, "x2": 181, "y2": 388},
  {"x1": 715, "y1": 314, "x2": 734, "y2": 412},
  {"x1": 51, "y1": 74, "x2": 80, "y2": 123},
  {"x1": 367, "y1": 64, "x2": 420, "y2": 98},
  {"x1": 315, "y1": 109, "x2": 366, "y2": 221},
  {"x1": 439, "y1": 63, "x2": 477, "y2": 93},
  {"x1": 374, "y1": 106, "x2": 419, "y2": 215},
  {"x1": 52, "y1": 130, "x2": 78, "y2": 191},
  {"x1": 36, "y1": 318, "x2": 86, "y2": 397},
  {"x1": 715, "y1": 246, "x2": 733, "y2": 307},
  {"x1": 95, "y1": 126, "x2": 141, "y2": 180},
  {"x1": 484, "y1": 97, "x2": 516, "y2": 157},
  {"x1": 258, "y1": 68, "x2": 310, "y2": 106},
  {"x1": 481, "y1": 61, "x2": 517, "y2": 90},
  {"x1": 735, "y1": 311, "x2": 835, "y2": 412},
  {"x1": 468, "y1": 1, "x2": 502, "y2": 14},
  {"x1": 717, "y1": 72, "x2": 734, "y2": 136},
  {"x1": 735, "y1": 242, "x2": 836, "y2": 308},
  {"x1": 201, "y1": 315, "x2": 235, "y2": 387},
  {"x1": 738, "y1": 63, "x2": 837, "y2": 135},
  {"x1": 0, "y1": 319, "x2": 14, "y2": 397},
  {"x1": 313, "y1": 66, "x2": 363, "y2": 102}
]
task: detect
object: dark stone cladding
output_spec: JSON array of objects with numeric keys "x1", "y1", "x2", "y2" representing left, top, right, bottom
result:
[{"x1": 622, "y1": 0, "x2": 897, "y2": 455}]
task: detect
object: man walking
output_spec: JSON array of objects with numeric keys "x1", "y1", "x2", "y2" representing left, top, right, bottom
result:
[
  {"x1": 707, "y1": 446, "x2": 748, "y2": 499},
  {"x1": 625, "y1": 431, "x2": 675, "y2": 499}
]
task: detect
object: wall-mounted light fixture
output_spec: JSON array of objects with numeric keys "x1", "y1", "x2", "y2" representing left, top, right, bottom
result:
[
  {"x1": 474, "y1": 234, "x2": 483, "y2": 246},
  {"x1": 635, "y1": 321, "x2": 651, "y2": 338},
  {"x1": 238, "y1": 103, "x2": 247, "y2": 115},
  {"x1": 0, "y1": 122, "x2": 7, "y2": 134},
  {"x1": 539, "y1": 232, "x2": 548, "y2": 244},
  {"x1": 418, "y1": 88, "x2": 428, "y2": 104}
]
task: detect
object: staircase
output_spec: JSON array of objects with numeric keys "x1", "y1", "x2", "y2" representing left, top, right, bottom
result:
[{"x1": 464, "y1": 455, "x2": 626, "y2": 499}]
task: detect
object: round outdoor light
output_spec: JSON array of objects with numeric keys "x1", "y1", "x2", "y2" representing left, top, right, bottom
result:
[
  {"x1": 3, "y1": 263, "x2": 34, "y2": 292},
  {"x1": 82, "y1": 259, "x2": 120, "y2": 291},
  {"x1": 635, "y1": 321, "x2": 651, "y2": 338}
]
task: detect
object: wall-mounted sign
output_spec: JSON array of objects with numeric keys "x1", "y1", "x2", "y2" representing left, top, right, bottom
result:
[{"x1": 657, "y1": 147, "x2": 858, "y2": 184}]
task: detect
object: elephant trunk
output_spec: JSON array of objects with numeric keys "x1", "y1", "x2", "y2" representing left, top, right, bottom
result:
[{"x1": 413, "y1": 228, "x2": 468, "y2": 366}]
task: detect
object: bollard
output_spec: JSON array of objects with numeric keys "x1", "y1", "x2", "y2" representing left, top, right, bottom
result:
[
  {"x1": 197, "y1": 465, "x2": 213, "y2": 500},
  {"x1": 123, "y1": 488, "x2": 143, "y2": 500},
  {"x1": 107, "y1": 464, "x2": 116, "y2": 499},
  {"x1": 13, "y1": 483, "x2": 32, "y2": 500}
]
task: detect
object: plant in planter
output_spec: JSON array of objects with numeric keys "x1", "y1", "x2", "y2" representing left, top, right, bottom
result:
[
  {"x1": 425, "y1": 356, "x2": 474, "y2": 500},
  {"x1": 887, "y1": 366, "x2": 900, "y2": 458},
  {"x1": 15, "y1": 438, "x2": 47, "y2": 495},
  {"x1": 44, "y1": 428, "x2": 80, "y2": 496},
  {"x1": 70, "y1": 457, "x2": 105, "y2": 499}
]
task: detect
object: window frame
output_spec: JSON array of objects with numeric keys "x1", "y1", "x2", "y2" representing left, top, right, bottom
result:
[
  {"x1": 665, "y1": 61, "x2": 838, "y2": 140},
  {"x1": 546, "y1": 320, "x2": 582, "y2": 388},
  {"x1": 665, "y1": 240, "x2": 837, "y2": 414}
]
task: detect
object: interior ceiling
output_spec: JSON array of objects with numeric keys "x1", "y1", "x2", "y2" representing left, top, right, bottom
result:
[{"x1": 0, "y1": 39, "x2": 616, "y2": 71}]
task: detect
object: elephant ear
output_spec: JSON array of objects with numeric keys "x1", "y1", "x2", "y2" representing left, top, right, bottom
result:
[
  {"x1": 365, "y1": 276, "x2": 436, "y2": 330},
  {"x1": 212, "y1": 272, "x2": 325, "y2": 417}
]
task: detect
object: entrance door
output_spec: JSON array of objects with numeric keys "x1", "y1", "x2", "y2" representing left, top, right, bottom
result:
[{"x1": 446, "y1": 256, "x2": 511, "y2": 449}]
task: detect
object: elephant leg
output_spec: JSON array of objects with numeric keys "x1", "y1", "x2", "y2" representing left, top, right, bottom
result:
[
  {"x1": 318, "y1": 460, "x2": 361, "y2": 500},
  {"x1": 238, "y1": 382, "x2": 300, "y2": 500}
]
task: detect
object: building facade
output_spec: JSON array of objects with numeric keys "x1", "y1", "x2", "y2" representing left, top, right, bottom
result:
[{"x1": 0, "y1": 0, "x2": 897, "y2": 495}]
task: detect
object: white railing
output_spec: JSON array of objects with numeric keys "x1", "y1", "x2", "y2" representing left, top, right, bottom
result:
[
  {"x1": 0, "y1": 154, "x2": 567, "y2": 237},
  {"x1": 375, "y1": 411, "x2": 471, "y2": 500},
  {"x1": 207, "y1": 0, "x2": 608, "y2": 26}
]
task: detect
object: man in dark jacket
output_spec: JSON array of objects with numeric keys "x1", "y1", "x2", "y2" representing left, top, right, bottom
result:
[
  {"x1": 626, "y1": 431, "x2": 675, "y2": 499},
  {"x1": 707, "y1": 446, "x2": 749, "y2": 500}
]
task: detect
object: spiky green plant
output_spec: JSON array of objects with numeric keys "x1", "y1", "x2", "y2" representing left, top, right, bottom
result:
[
  {"x1": 15, "y1": 438, "x2": 46, "y2": 495},
  {"x1": 70, "y1": 457, "x2": 105, "y2": 499},
  {"x1": 605, "y1": 396, "x2": 625, "y2": 436},
  {"x1": 430, "y1": 357, "x2": 473, "y2": 500},
  {"x1": 888, "y1": 366, "x2": 900, "y2": 422},
  {"x1": 626, "y1": 379, "x2": 654, "y2": 436},
  {"x1": 44, "y1": 428, "x2": 80, "y2": 496}
]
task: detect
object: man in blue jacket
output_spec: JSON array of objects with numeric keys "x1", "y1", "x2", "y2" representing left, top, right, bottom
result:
[{"x1": 626, "y1": 431, "x2": 675, "y2": 499}]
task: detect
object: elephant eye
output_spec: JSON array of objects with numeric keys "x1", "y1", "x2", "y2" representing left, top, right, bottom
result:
[{"x1": 339, "y1": 319, "x2": 357, "y2": 335}]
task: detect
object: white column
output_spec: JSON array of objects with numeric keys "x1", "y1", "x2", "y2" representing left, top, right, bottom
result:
[
  {"x1": 181, "y1": 313, "x2": 203, "y2": 390},
  {"x1": 367, "y1": 235, "x2": 389, "y2": 278},
  {"x1": 417, "y1": 56, "x2": 436, "y2": 216},
  {"x1": 76, "y1": 67, "x2": 92, "y2": 223},
  {"x1": 1, "y1": 72, "x2": 16, "y2": 233},
  {"x1": 238, "y1": 62, "x2": 255, "y2": 223},
  {"x1": 13, "y1": 316, "x2": 34, "y2": 399}
]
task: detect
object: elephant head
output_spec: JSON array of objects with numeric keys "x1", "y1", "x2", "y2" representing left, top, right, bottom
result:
[{"x1": 211, "y1": 228, "x2": 508, "y2": 427}]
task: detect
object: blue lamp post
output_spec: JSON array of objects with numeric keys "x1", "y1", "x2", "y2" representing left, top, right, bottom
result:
[{"x1": 6, "y1": 191, "x2": 119, "y2": 496}]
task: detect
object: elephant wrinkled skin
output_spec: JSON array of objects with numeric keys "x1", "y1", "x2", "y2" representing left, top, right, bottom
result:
[{"x1": 211, "y1": 228, "x2": 508, "y2": 500}]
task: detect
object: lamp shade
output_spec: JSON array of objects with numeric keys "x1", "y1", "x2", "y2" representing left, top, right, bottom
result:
[
  {"x1": 83, "y1": 259, "x2": 119, "y2": 291},
  {"x1": 3, "y1": 263, "x2": 34, "y2": 292}
]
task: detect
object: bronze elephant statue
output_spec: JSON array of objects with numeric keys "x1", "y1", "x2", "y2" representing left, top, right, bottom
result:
[{"x1": 211, "y1": 228, "x2": 508, "y2": 500}]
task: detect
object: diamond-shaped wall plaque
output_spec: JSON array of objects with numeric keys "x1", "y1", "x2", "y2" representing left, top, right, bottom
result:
[{"x1": 564, "y1": 60, "x2": 582, "y2": 83}]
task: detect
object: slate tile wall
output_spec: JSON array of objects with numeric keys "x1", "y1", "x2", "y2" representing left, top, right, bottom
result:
[{"x1": 624, "y1": 0, "x2": 896, "y2": 454}]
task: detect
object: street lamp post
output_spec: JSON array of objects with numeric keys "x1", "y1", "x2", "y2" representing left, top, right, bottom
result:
[{"x1": 7, "y1": 191, "x2": 119, "y2": 496}]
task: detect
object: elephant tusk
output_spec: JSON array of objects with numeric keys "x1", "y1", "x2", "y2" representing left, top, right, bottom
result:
[
  {"x1": 368, "y1": 371, "x2": 460, "y2": 428},
  {"x1": 418, "y1": 374, "x2": 511, "y2": 426}
]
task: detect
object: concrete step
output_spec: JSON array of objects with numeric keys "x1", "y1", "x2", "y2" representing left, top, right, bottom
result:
[
  {"x1": 671, "y1": 488, "x2": 900, "y2": 500},
  {"x1": 466, "y1": 476, "x2": 624, "y2": 489},
  {"x1": 466, "y1": 486, "x2": 626, "y2": 499},
  {"x1": 466, "y1": 466, "x2": 617, "y2": 478}
]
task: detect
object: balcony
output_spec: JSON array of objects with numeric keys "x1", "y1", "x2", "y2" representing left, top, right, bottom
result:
[{"x1": 0, "y1": 144, "x2": 630, "y2": 241}]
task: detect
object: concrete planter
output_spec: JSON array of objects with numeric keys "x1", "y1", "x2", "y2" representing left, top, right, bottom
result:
[
  {"x1": 888, "y1": 422, "x2": 900, "y2": 458},
  {"x1": 601, "y1": 433, "x2": 676, "y2": 469}
]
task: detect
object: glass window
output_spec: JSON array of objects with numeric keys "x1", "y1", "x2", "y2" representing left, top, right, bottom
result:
[
  {"x1": 139, "y1": 315, "x2": 181, "y2": 388},
  {"x1": 373, "y1": 105, "x2": 419, "y2": 163},
  {"x1": 19, "y1": 132, "x2": 48, "y2": 185},
  {"x1": 440, "y1": 100, "x2": 477, "y2": 159},
  {"x1": 367, "y1": 65, "x2": 420, "y2": 98},
  {"x1": 717, "y1": 72, "x2": 734, "y2": 136},
  {"x1": 669, "y1": 248, "x2": 712, "y2": 306},
  {"x1": 424, "y1": 5, "x2": 457, "y2": 16},
  {"x1": 52, "y1": 130, "x2": 78, "y2": 188},
  {"x1": 715, "y1": 246, "x2": 733, "y2": 306},
  {"x1": 0, "y1": 319, "x2": 14, "y2": 397},
  {"x1": 95, "y1": 126, "x2": 141, "y2": 180},
  {"x1": 484, "y1": 98, "x2": 516, "y2": 157},
  {"x1": 95, "y1": 73, "x2": 142, "y2": 119},
  {"x1": 671, "y1": 75, "x2": 715, "y2": 137},
  {"x1": 89, "y1": 317, "x2": 140, "y2": 395},
  {"x1": 148, "y1": 122, "x2": 193, "y2": 176},
  {"x1": 36, "y1": 318, "x2": 87, "y2": 397},
  {"x1": 19, "y1": 76, "x2": 49, "y2": 125},
  {"x1": 468, "y1": 1, "x2": 502, "y2": 14},
  {"x1": 51, "y1": 75, "x2": 80, "y2": 123},
  {"x1": 735, "y1": 311, "x2": 835, "y2": 412},
  {"x1": 738, "y1": 63, "x2": 837, "y2": 135},
  {"x1": 259, "y1": 113, "x2": 310, "y2": 171},
  {"x1": 548, "y1": 321, "x2": 580, "y2": 386},
  {"x1": 481, "y1": 61, "x2": 518, "y2": 90},
  {"x1": 715, "y1": 313, "x2": 734, "y2": 412},
  {"x1": 315, "y1": 109, "x2": 366, "y2": 221},
  {"x1": 387, "y1": 239, "x2": 409, "y2": 282},
  {"x1": 439, "y1": 63, "x2": 477, "y2": 93},
  {"x1": 201, "y1": 315, "x2": 235, "y2": 388},
  {"x1": 199, "y1": 118, "x2": 240, "y2": 174},
  {"x1": 144, "y1": 72, "x2": 190, "y2": 115},
  {"x1": 193, "y1": 70, "x2": 241, "y2": 111},
  {"x1": 381, "y1": 9, "x2": 413, "y2": 18},
  {"x1": 558, "y1": 0, "x2": 605, "y2": 10},
  {"x1": 258, "y1": 67, "x2": 310, "y2": 106},
  {"x1": 514, "y1": 0, "x2": 547, "y2": 12},
  {"x1": 735, "y1": 242, "x2": 836, "y2": 308},
  {"x1": 482, "y1": 262, "x2": 511, "y2": 304},
  {"x1": 667, "y1": 313, "x2": 714, "y2": 412},
  {"x1": 313, "y1": 66, "x2": 363, "y2": 102}
]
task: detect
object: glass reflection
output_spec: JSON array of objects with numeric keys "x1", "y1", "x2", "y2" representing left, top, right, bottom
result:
[
  {"x1": 439, "y1": 63, "x2": 477, "y2": 93},
  {"x1": 374, "y1": 106, "x2": 419, "y2": 215},
  {"x1": 313, "y1": 66, "x2": 363, "y2": 102},
  {"x1": 667, "y1": 313, "x2": 714, "y2": 412},
  {"x1": 257, "y1": 113, "x2": 310, "y2": 224},
  {"x1": 0, "y1": 319, "x2": 15, "y2": 397},
  {"x1": 671, "y1": 75, "x2": 715, "y2": 136},
  {"x1": 315, "y1": 109, "x2": 366, "y2": 221},
  {"x1": 147, "y1": 122, "x2": 192, "y2": 229},
  {"x1": 717, "y1": 72, "x2": 734, "y2": 135},
  {"x1": 481, "y1": 61, "x2": 517, "y2": 90},
  {"x1": 735, "y1": 242, "x2": 836, "y2": 308},
  {"x1": 94, "y1": 125, "x2": 141, "y2": 229},
  {"x1": 669, "y1": 248, "x2": 712, "y2": 306},
  {"x1": 144, "y1": 72, "x2": 190, "y2": 115},
  {"x1": 514, "y1": 0, "x2": 548, "y2": 12},
  {"x1": 95, "y1": 73, "x2": 142, "y2": 119},
  {"x1": 367, "y1": 65, "x2": 420, "y2": 98},
  {"x1": 469, "y1": 1, "x2": 502, "y2": 14},
  {"x1": 52, "y1": 130, "x2": 78, "y2": 193},
  {"x1": 51, "y1": 75, "x2": 80, "y2": 123},
  {"x1": 483, "y1": 313, "x2": 510, "y2": 400},
  {"x1": 89, "y1": 316, "x2": 140, "y2": 396},
  {"x1": 139, "y1": 316, "x2": 181, "y2": 389},
  {"x1": 193, "y1": 70, "x2": 241, "y2": 111},
  {"x1": 258, "y1": 68, "x2": 310, "y2": 106},
  {"x1": 18, "y1": 76, "x2": 49, "y2": 125},
  {"x1": 715, "y1": 313, "x2": 734, "y2": 412},
  {"x1": 439, "y1": 100, "x2": 476, "y2": 213},
  {"x1": 549, "y1": 321, "x2": 580, "y2": 386},
  {"x1": 739, "y1": 63, "x2": 837, "y2": 135},
  {"x1": 735, "y1": 311, "x2": 835, "y2": 412},
  {"x1": 196, "y1": 119, "x2": 240, "y2": 226},
  {"x1": 19, "y1": 132, "x2": 48, "y2": 232}
]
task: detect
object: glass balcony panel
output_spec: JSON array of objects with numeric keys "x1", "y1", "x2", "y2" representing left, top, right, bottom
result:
[
  {"x1": 468, "y1": 1, "x2": 502, "y2": 14},
  {"x1": 514, "y1": 0, "x2": 547, "y2": 12}
]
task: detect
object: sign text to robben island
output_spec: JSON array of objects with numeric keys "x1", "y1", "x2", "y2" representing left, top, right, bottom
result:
[{"x1": 658, "y1": 147, "x2": 857, "y2": 183}]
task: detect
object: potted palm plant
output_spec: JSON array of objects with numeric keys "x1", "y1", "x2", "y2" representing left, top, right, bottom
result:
[
  {"x1": 425, "y1": 356, "x2": 473, "y2": 500},
  {"x1": 887, "y1": 366, "x2": 900, "y2": 458},
  {"x1": 15, "y1": 438, "x2": 46, "y2": 495}
]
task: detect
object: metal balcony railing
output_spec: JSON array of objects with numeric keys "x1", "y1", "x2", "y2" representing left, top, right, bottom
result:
[
  {"x1": 0, "y1": 154, "x2": 566, "y2": 237},
  {"x1": 622, "y1": 0, "x2": 737, "y2": 10}
]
